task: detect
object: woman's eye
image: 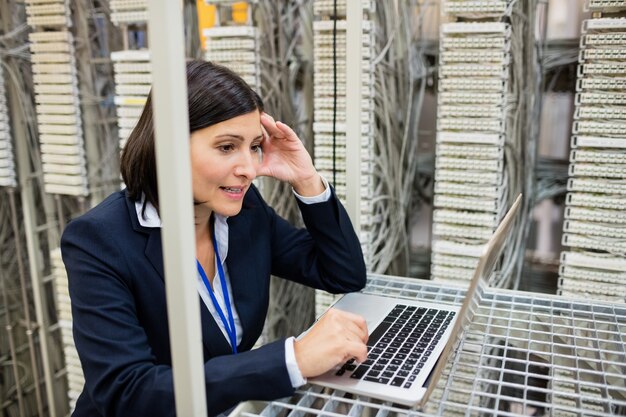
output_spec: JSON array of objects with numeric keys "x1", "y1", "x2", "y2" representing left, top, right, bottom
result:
[
  {"x1": 251, "y1": 144, "x2": 261, "y2": 153},
  {"x1": 219, "y1": 144, "x2": 234, "y2": 153}
]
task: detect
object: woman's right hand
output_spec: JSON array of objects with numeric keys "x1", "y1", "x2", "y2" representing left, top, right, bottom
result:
[{"x1": 293, "y1": 309, "x2": 369, "y2": 378}]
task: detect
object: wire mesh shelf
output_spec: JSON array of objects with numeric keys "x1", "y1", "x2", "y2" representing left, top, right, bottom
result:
[{"x1": 232, "y1": 274, "x2": 626, "y2": 417}]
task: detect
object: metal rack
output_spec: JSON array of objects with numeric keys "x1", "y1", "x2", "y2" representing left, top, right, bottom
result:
[{"x1": 233, "y1": 274, "x2": 626, "y2": 417}]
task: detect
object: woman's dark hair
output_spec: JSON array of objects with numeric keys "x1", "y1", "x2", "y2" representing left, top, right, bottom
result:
[{"x1": 120, "y1": 60, "x2": 264, "y2": 214}]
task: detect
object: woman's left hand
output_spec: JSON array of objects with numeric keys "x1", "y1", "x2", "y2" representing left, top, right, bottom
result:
[{"x1": 257, "y1": 113, "x2": 324, "y2": 196}]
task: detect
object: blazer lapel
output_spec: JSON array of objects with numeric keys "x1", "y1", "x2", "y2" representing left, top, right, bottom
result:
[{"x1": 145, "y1": 229, "x2": 164, "y2": 281}]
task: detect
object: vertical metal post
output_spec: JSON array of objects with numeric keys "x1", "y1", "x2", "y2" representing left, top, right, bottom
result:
[
  {"x1": 146, "y1": 1, "x2": 208, "y2": 416},
  {"x1": 345, "y1": 0, "x2": 363, "y2": 232}
]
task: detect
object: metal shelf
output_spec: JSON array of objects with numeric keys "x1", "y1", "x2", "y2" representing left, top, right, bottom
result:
[{"x1": 233, "y1": 274, "x2": 626, "y2": 417}]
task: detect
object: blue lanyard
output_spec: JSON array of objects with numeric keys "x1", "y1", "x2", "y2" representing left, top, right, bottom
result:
[{"x1": 195, "y1": 226, "x2": 237, "y2": 354}]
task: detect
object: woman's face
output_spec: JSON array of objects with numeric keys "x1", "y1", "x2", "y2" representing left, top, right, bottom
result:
[{"x1": 190, "y1": 110, "x2": 263, "y2": 217}]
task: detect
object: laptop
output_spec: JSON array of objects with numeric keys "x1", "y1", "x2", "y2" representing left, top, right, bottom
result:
[{"x1": 308, "y1": 194, "x2": 522, "y2": 408}]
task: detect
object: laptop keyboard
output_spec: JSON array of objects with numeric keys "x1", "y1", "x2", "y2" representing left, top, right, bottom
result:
[{"x1": 335, "y1": 304, "x2": 455, "y2": 389}]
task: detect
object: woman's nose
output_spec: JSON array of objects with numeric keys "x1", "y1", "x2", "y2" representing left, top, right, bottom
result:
[{"x1": 234, "y1": 151, "x2": 256, "y2": 179}]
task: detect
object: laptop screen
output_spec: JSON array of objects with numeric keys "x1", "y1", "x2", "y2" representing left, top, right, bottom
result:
[{"x1": 420, "y1": 194, "x2": 522, "y2": 406}]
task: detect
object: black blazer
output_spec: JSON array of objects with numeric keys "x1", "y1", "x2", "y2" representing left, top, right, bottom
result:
[{"x1": 61, "y1": 186, "x2": 366, "y2": 416}]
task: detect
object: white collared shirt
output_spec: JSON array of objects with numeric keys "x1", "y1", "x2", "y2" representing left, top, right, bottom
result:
[{"x1": 135, "y1": 178, "x2": 331, "y2": 388}]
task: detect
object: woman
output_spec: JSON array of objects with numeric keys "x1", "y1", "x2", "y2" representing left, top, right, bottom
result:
[{"x1": 61, "y1": 60, "x2": 368, "y2": 416}]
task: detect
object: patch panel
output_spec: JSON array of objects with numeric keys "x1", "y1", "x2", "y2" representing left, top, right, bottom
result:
[
  {"x1": 438, "y1": 117, "x2": 504, "y2": 133},
  {"x1": 206, "y1": 50, "x2": 257, "y2": 63},
  {"x1": 443, "y1": 22, "x2": 508, "y2": 35},
  {"x1": 43, "y1": 183, "x2": 86, "y2": 196},
  {"x1": 432, "y1": 17, "x2": 510, "y2": 284},
  {"x1": 432, "y1": 239, "x2": 486, "y2": 258},
  {"x1": 560, "y1": 251, "x2": 626, "y2": 271},
  {"x1": 568, "y1": 177, "x2": 626, "y2": 194},
  {"x1": 313, "y1": 19, "x2": 373, "y2": 33},
  {"x1": 27, "y1": 16, "x2": 70, "y2": 27},
  {"x1": 40, "y1": 143, "x2": 82, "y2": 155},
  {"x1": 567, "y1": 192, "x2": 624, "y2": 210},
  {"x1": 572, "y1": 135, "x2": 626, "y2": 148},
  {"x1": 438, "y1": 104, "x2": 501, "y2": 118},
  {"x1": 443, "y1": 1, "x2": 508, "y2": 16},
  {"x1": 0, "y1": 66, "x2": 15, "y2": 188},
  {"x1": 29, "y1": 42, "x2": 71, "y2": 53},
  {"x1": 576, "y1": 91, "x2": 626, "y2": 105},
  {"x1": 583, "y1": 18, "x2": 626, "y2": 31},
  {"x1": 562, "y1": 233, "x2": 626, "y2": 254},
  {"x1": 207, "y1": 39, "x2": 256, "y2": 52},
  {"x1": 313, "y1": 6, "x2": 374, "y2": 321},
  {"x1": 26, "y1": 3, "x2": 67, "y2": 15},
  {"x1": 112, "y1": 49, "x2": 151, "y2": 149},
  {"x1": 36, "y1": 104, "x2": 77, "y2": 114},
  {"x1": 440, "y1": 50, "x2": 507, "y2": 64},
  {"x1": 580, "y1": 62, "x2": 626, "y2": 76},
  {"x1": 435, "y1": 168, "x2": 502, "y2": 185},
  {"x1": 439, "y1": 78, "x2": 504, "y2": 91},
  {"x1": 558, "y1": 279, "x2": 626, "y2": 300},
  {"x1": 582, "y1": 48, "x2": 626, "y2": 61},
  {"x1": 114, "y1": 73, "x2": 152, "y2": 85},
  {"x1": 312, "y1": 0, "x2": 374, "y2": 16},
  {"x1": 113, "y1": 62, "x2": 152, "y2": 73},
  {"x1": 439, "y1": 91, "x2": 505, "y2": 106},
  {"x1": 110, "y1": 11, "x2": 148, "y2": 24},
  {"x1": 110, "y1": 0, "x2": 147, "y2": 11},
  {"x1": 114, "y1": 96, "x2": 148, "y2": 106},
  {"x1": 431, "y1": 265, "x2": 475, "y2": 282},
  {"x1": 313, "y1": 110, "x2": 347, "y2": 122},
  {"x1": 434, "y1": 195, "x2": 499, "y2": 212},
  {"x1": 36, "y1": 94, "x2": 75, "y2": 105},
  {"x1": 31, "y1": 52, "x2": 73, "y2": 64},
  {"x1": 442, "y1": 35, "x2": 507, "y2": 50},
  {"x1": 575, "y1": 105, "x2": 626, "y2": 119},
  {"x1": 34, "y1": 84, "x2": 76, "y2": 95},
  {"x1": 437, "y1": 131, "x2": 503, "y2": 146},
  {"x1": 115, "y1": 106, "x2": 144, "y2": 119},
  {"x1": 432, "y1": 252, "x2": 481, "y2": 269},
  {"x1": 204, "y1": 26, "x2": 260, "y2": 91},
  {"x1": 28, "y1": 26, "x2": 88, "y2": 196},
  {"x1": 37, "y1": 114, "x2": 79, "y2": 125},
  {"x1": 565, "y1": 205, "x2": 626, "y2": 224},
  {"x1": 28, "y1": 30, "x2": 71, "y2": 42},
  {"x1": 33, "y1": 73, "x2": 74, "y2": 84},
  {"x1": 315, "y1": 72, "x2": 373, "y2": 86},
  {"x1": 32, "y1": 63, "x2": 73, "y2": 74},
  {"x1": 313, "y1": 122, "x2": 371, "y2": 135},
  {"x1": 434, "y1": 181, "x2": 501, "y2": 198},
  {"x1": 569, "y1": 163, "x2": 626, "y2": 178},
  {"x1": 43, "y1": 173, "x2": 86, "y2": 186},
  {"x1": 42, "y1": 163, "x2": 84, "y2": 175},
  {"x1": 117, "y1": 117, "x2": 141, "y2": 129},
  {"x1": 570, "y1": 149, "x2": 626, "y2": 164},
  {"x1": 582, "y1": 32, "x2": 626, "y2": 47},
  {"x1": 440, "y1": 64, "x2": 508, "y2": 78},
  {"x1": 40, "y1": 134, "x2": 80, "y2": 145},
  {"x1": 436, "y1": 156, "x2": 502, "y2": 172},
  {"x1": 573, "y1": 120, "x2": 626, "y2": 136},
  {"x1": 587, "y1": 0, "x2": 626, "y2": 12},
  {"x1": 564, "y1": 219, "x2": 626, "y2": 239},
  {"x1": 51, "y1": 247, "x2": 85, "y2": 411},
  {"x1": 115, "y1": 84, "x2": 151, "y2": 96},
  {"x1": 433, "y1": 223, "x2": 494, "y2": 240},
  {"x1": 436, "y1": 143, "x2": 503, "y2": 159}
]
